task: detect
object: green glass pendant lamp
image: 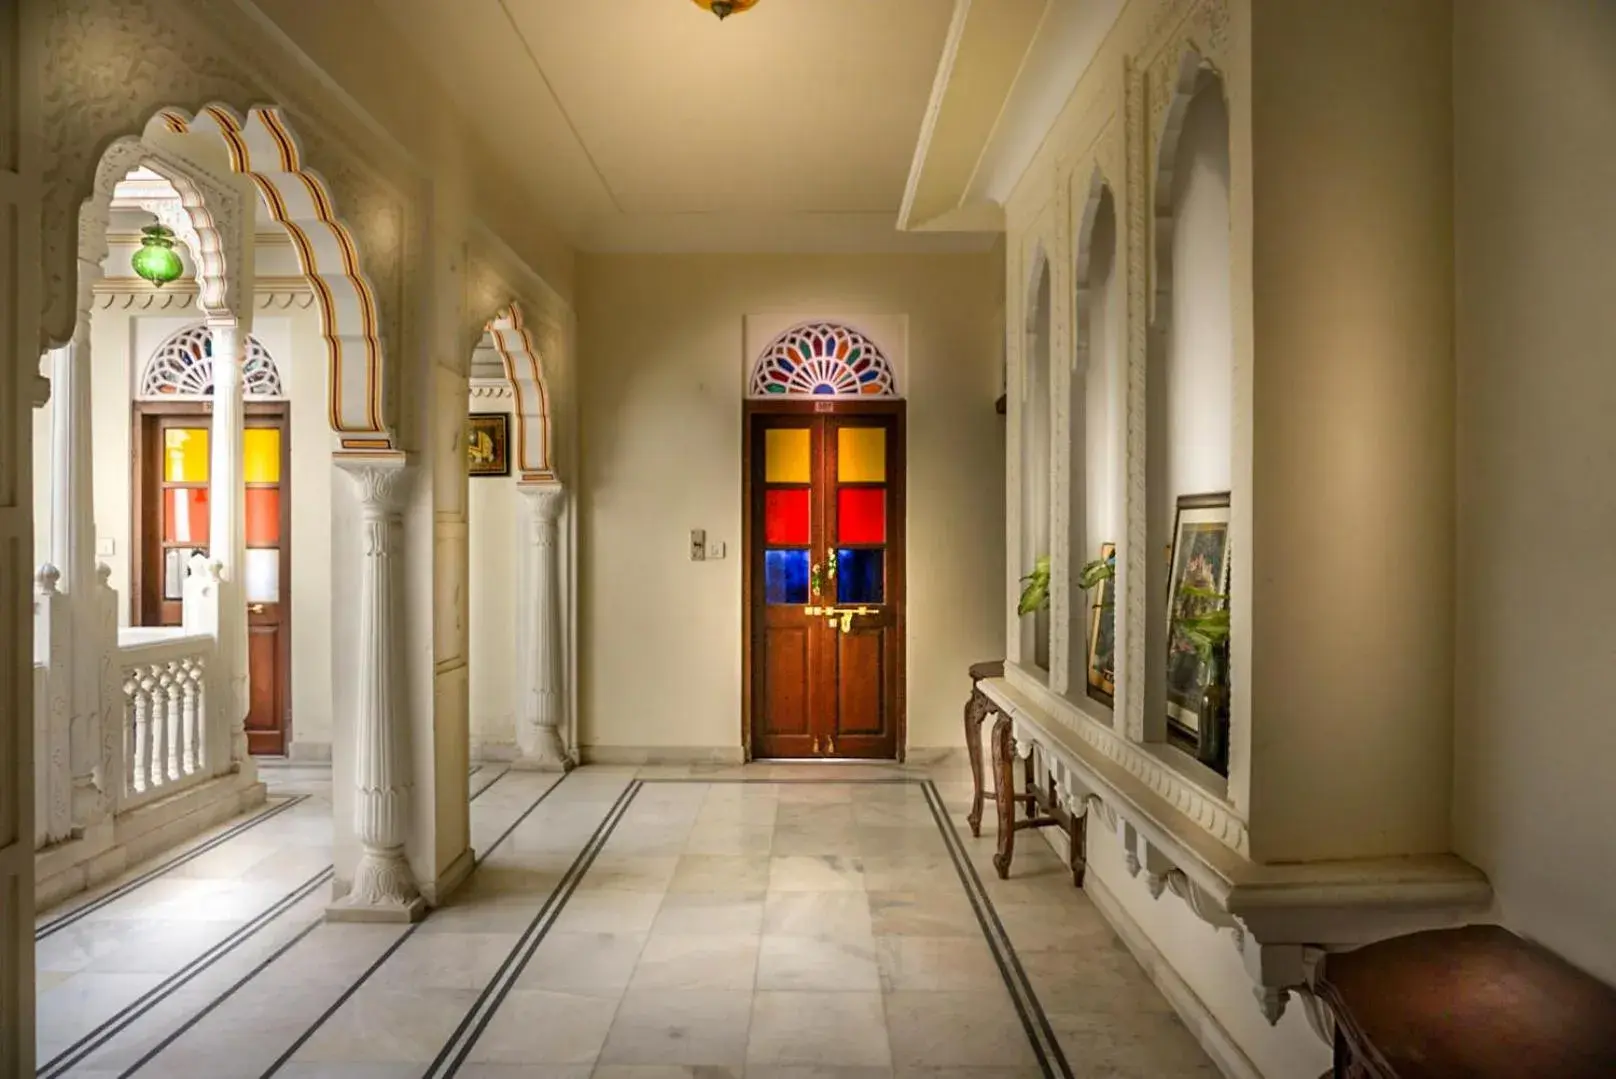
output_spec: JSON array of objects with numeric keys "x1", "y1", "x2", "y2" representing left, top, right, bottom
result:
[
  {"x1": 131, "y1": 224, "x2": 184, "y2": 287},
  {"x1": 692, "y1": 0, "x2": 760, "y2": 18}
]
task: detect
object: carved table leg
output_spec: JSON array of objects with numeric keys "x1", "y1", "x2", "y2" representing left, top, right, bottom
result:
[
  {"x1": 1069, "y1": 803, "x2": 1087, "y2": 889},
  {"x1": 1023, "y1": 752, "x2": 1037, "y2": 819},
  {"x1": 964, "y1": 690, "x2": 991, "y2": 837},
  {"x1": 991, "y1": 712, "x2": 1016, "y2": 880}
]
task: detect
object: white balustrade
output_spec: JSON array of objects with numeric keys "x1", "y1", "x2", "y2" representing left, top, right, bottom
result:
[
  {"x1": 33, "y1": 565, "x2": 73, "y2": 851},
  {"x1": 116, "y1": 630, "x2": 219, "y2": 811}
]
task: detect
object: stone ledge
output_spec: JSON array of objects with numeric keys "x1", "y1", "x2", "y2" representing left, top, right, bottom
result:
[
  {"x1": 979, "y1": 675, "x2": 1492, "y2": 1030},
  {"x1": 35, "y1": 772, "x2": 269, "y2": 911}
]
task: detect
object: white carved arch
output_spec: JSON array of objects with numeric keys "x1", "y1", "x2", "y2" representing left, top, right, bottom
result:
[
  {"x1": 1150, "y1": 47, "x2": 1228, "y2": 326},
  {"x1": 162, "y1": 104, "x2": 394, "y2": 451},
  {"x1": 139, "y1": 322, "x2": 285, "y2": 400},
  {"x1": 1023, "y1": 240, "x2": 1052, "y2": 334},
  {"x1": 82, "y1": 134, "x2": 244, "y2": 325},
  {"x1": 481, "y1": 302, "x2": 554, "y2": 480},
  {"x1": 1072, "y1": 168, "x2": 1116, "y2": 380},
  {"x1": 748, "y1": 321, "x2": 898, "y2": 399}
]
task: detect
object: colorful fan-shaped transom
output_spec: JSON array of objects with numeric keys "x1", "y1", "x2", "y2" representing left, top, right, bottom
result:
[
  {"x1": 749, "y1": 322, "x2": 897, "y2": 398},
  {"x1": 140, "y1": 323, "x2": 284, "y2": 399}
]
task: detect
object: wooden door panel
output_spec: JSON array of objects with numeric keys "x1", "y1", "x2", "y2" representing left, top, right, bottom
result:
[
  {"x1": 834, "y1": 629, "x2": 885, "y2": 737},
  {"x1": 747, "y1": 404, "x2": 904, "y2": 761},
  {"x1": 246, "y1": 625, "x2": 281, "y2": 755}
]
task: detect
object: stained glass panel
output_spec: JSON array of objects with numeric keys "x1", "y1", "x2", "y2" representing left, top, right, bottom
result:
[
  {"x1": 764, "y1": 549, "x2": 810, "y2": 605},
  {"x1": 749, "y1": 322, "x2": 898, "y2": 398},
  {"x1": 837, "y1": 427, "x2": 885, "y2": 483},
  {"x1": 163, "y1": 488, "x2": 211, "y2": 544},
  {"x1": 244, "y1": 429, "x2": 281, "y2": 484},
  {"x1": 163, "y1": 428, "x2": 210, "y2": 482},
  {"x1": 836, "y1": 549, "x2": 883, "y2": 604},
  {"x1": 245, "y1": 549, "x2": 280, "y2": 604},
  {"x1": 837, "y1": 488, "x2": 885, "y2": 545},
  {"x1": 764, "y1": 489, "x2": 810, "y2": 546},
  {"x1": 765, "y1": 428, "x2": 810, "y2": 484},
  {"x1": 245, "y1": 488, "x2": 280, "y2": 547}
]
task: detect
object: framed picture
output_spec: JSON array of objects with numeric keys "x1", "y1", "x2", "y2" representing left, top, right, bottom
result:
[
  {"x1": 1085, "y1": 543, "x2": 1118, "y2": 706},
  {"x1": 1164, "y1": 492, "x2": 1231, "y2": 741},
  {"x1": 467, "y1": 412, "x2": 510, "y2": 477}
]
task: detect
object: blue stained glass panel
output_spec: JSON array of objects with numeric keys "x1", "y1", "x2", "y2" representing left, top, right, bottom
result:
[
  {"x1": 836, "y1": 548, "x2": 884, "y2": 604},
  {"x1": 765, "y1": 549, "x2": 810, "y2": 604}
]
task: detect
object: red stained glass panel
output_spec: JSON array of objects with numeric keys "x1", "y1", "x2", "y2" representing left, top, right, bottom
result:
[
  {"x1": 163, "y1": 488, "x2": 211, "y2": 545},
  {"x1": 837, "y1": 487, "x2": 886, "y2": 545},
  {"x1": 245, "y1": 488, "x2": 281, "y2": 547},
  {"x1": 765, "y1": 488, "x2": 810, "y2": 546}
]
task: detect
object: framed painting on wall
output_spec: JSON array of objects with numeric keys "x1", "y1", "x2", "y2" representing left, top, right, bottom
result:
[
  {"x1": 1164, "y1": 492, "x2": 1231, "y2": 741},
  {"x1": 467, "y1": 412, "x2": 510, "y2": 477},
  {"x1": 1085, "y1": 543, "x2": 1118, "y2": 706}
]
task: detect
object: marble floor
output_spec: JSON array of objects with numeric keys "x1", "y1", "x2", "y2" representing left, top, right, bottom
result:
[{"x1": 34, "y1": 760, "x2": 1218, "y2": 1078}]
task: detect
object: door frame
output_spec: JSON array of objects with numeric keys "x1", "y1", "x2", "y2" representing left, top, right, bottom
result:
[
  {"x1": 741, "y1": 398, "x2": 907, "y2": 762},
  {"x1": 130, "y1": 400, "x2": 293, "y2": 753}
]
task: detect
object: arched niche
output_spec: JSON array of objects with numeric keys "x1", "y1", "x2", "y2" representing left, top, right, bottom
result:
[
  {"x1": 1022, "y1": 245, "x2": 1053, "y2": 675},
  {"x1": 1145, "y1": 52, "x2": 1234, "y2": 755},
  {"x1": 481, "y1": 303, "x2": 554, "y2": 482},
  {"x1": 159, "y1": 105, "x2": 396, "y2": 452},
  {"x1": 1069, "y1": 172, "x2": 1122, "y2": 712}
]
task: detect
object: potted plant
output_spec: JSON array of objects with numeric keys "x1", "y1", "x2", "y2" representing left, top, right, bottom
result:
[
  {"x1": 1173, "y1": 584, "x2": 1230, "y2": 773},
  {"x1": 1017, "y1": 554, "x2": 1051, "y2": 616}
]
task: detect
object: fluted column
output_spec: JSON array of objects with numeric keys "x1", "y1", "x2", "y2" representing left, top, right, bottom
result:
[
  {"x1": 51, "y1": 261, "x2": 106, "y2": 830},
  {"x1": 514, "y1": 481, "x2": 572, "y2": 772},
  {"x1": 207, "y1": 320, "x2": 253, "y2": 776},
  {"x1": 331, "y1": 457, "x2": 425, "y2": 922}
]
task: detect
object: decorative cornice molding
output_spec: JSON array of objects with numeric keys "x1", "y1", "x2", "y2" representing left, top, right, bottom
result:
[
  {"x1": 468, "y1": 381, "x2": 513, "y2": 400},
  {"x1": 93, "y1": 276, "x2": 314, "y2": 311}
]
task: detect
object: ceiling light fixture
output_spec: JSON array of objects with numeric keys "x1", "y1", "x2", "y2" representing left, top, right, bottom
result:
[{"x1": 691, "y1": 0, "x2": 759, "y2": 19}]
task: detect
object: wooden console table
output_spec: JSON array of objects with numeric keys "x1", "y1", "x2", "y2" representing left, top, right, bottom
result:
[
  {"x1": 1318, "y1": 924, "x2": 1616, "y2": 1078},
  {"x1": 963, "y1": 661, "x2": 1085, "y2": 886}
]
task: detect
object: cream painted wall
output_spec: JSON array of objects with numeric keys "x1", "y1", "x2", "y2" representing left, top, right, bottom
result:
[
  {"x1": 577, "y1": 253, "x2": 1004, "y2": 757},
  {"x1": 1452, "y1": 0, "x2": 1616, "y2": 986},
  {"x1": 467, "y1": 391, "x2": 519, "y2": 759}
]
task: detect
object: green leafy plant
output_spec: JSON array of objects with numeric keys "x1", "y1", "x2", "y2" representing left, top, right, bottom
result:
[
  {"x1": 1077, "y1": 554, "x2": 1115, "y2": 593},
  {"x1": 1173, "y1": 584, "x2": 1230, "y2": 665},
  {"x1": 1017, "y1": 555, "x2": 1050, "y2": 616}
]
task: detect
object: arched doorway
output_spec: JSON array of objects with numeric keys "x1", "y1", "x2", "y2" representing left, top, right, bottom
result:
[{"x1": 743, "y1": 321, "x2": 905, "y2": 760}]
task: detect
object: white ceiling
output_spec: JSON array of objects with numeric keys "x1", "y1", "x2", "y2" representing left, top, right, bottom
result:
[{"x1": 370, "y1": 0, "x2": 996, "y2": 252}]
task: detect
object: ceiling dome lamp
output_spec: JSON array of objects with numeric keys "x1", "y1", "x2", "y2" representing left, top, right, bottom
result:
[{"x1": 692, "y1": 0, "x2": 760, "y2": 19}]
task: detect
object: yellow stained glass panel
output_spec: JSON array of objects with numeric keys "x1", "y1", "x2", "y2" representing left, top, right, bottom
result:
[
  {"x1": 838, "y1": 427, "x2": 886, "y2": 483},
  {"x1": 244, "y1": 429, "x2": 281, "y2": 484},
  {"x1": 765, "y1": 428, "x2": 810, "y2": 484},
  {"x1": 163, "y1": 428, "x2": 210, "y2": 483}
]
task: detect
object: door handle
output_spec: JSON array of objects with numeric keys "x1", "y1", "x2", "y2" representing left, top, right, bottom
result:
[
  {"x1": 826, "y1": 736, "x2": 836, "y2": 756},
  {"x1": 248, "y1": 603, "x2": 265, "y2": 614}
]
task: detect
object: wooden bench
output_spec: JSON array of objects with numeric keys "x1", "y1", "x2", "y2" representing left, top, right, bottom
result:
[{"x1": 1318, "y1": 924, "x2": 1616, "y2": 1078}]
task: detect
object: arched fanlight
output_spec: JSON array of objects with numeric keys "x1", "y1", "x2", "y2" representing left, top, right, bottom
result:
[
  {"x1": 691, "y1": 0, "x2": 760, "y2": 19},
  {"x1": 131, "y1": 224, "x2": 184, "y2": 288}
]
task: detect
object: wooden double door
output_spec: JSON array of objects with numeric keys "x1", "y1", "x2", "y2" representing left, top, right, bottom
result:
[
  {"x1": 746, "y1": 404, "x2": 905, "y2": 760},
  {"x1": 134, "y1": 405, "x2": 292, "y2": 756}
]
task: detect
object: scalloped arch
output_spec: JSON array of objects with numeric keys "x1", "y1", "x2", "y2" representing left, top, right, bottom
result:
[
  {"x1": 748, "y1": 321, "x2": 898, "y2": 399},
  {"x1": 162, "y1": 104, "x2": 392, "y2": 451},
  {"x1": 483, "y1": 303, "x2": 553, "y2": 480}
]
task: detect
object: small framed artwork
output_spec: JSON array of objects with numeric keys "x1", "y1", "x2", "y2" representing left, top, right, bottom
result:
[
  {"x1": 467, "y1": 412, "x2": 510, "y2": 478},
  {"x1": 1085, "y1": 543, "x2": 1118, "y2": 706},
  {"x1": 1164, "y1": 492, "x2": 1231, "y2": 742}
]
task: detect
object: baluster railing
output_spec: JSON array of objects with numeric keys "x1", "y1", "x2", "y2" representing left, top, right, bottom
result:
[{"x1": 117, "y1": 630, "x2": 218, "y2": 810}]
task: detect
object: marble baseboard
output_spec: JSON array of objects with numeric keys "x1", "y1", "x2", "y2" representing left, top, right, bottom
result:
[
  {"x1": 285, "y1": 739, "x2": 332, "y2": 763},
  {"x1": 471, "y1": 739, "x2": 519, "y2": 762},
  {"x1": 905, "y1": 746, "x2": 968, "y2": 765},
  {"x1": 579, "y1": 745, "x2": 747, "y2": 766},
  {"x1": 1083, "y1": 860, "x2": 1264, "y2": 1079}
]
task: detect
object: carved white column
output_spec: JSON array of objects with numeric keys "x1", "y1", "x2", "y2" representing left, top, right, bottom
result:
[
  {"x1": 207, "y1": 320, "x2": 252, "y2": 775},
  {"x1": 50, "y1": 261, "x2": 107, "y2": 830},
  {"x1": 331, "y1": 458, "x2": 425, "y2": 922},
  {"x1": 514, "y1": 481, "x2": 572, "y2": 772}
]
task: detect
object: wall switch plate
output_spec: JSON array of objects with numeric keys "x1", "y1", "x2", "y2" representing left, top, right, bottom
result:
[
  {"x1": 706, "y1": 540, "x2": 726, "y2": 560},
  {"x1": 690, "y1": 528, "x2": 707, "y2": 561},
  {"x1": 97, "y1": 537, "x2": 115, "y2": 557}
]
